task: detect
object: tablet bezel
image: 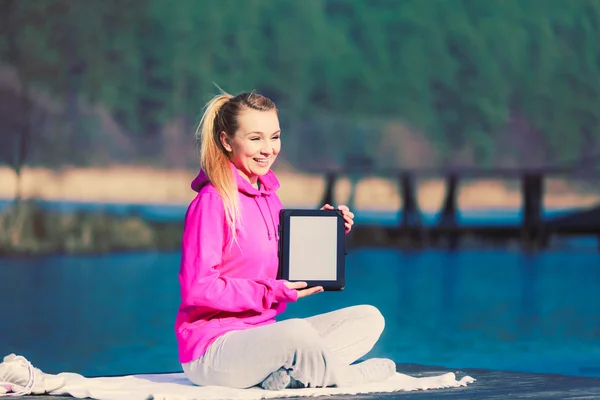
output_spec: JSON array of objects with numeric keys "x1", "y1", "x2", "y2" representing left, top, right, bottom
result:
[{"x1": 278, "y1": 209, "x2": 346, "y2": 291}]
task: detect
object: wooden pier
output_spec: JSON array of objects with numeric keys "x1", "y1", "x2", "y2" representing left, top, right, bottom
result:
[{"x1": 316, "y1": 165, "x2": 600, "y2": 250}]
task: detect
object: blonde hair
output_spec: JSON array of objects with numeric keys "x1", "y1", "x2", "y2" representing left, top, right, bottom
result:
[{"x1": 195, "y1": 89, "x2": 277, "y2": 240}]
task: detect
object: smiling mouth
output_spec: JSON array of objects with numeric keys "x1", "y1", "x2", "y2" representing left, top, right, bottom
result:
[{"x1": 253, "y1": 157, "x2": 271, "y2": 165}]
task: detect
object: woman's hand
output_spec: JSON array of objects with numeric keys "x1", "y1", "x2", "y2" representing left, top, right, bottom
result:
[
  {"x1": 284, "y1": 281, "x2": 324, "y2": 298},
  {"x1": 321, "y1": 204, "x2": 355, "y2": 233}
]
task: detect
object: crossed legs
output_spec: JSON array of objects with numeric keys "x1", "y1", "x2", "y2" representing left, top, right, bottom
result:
[{"x1": 181, "y1": 305, "x2": 395, "y2": 389}]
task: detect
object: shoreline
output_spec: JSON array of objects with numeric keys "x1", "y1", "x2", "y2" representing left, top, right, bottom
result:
[{"x1": 1, "y1": 166, "x2": 599, "y2": 213}]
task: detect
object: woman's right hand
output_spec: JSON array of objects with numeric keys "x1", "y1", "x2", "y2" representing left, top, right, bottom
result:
[{"x1": 284, "y1": 281, "x2": 324, "y2": 298}]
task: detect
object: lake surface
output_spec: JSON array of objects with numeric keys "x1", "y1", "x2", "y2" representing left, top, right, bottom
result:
[{"x1": 1, "y1": 248, "x2": 599, "y2": 379}]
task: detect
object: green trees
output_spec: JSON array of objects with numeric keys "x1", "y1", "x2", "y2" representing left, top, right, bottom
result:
[{"x1": 1, "y1": 0, "x2": 599, "y2": 171}]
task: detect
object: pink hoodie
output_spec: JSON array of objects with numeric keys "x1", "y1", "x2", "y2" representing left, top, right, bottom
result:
[{"x1": 175, "y1": 163, "x2": 299, "y2": 364}]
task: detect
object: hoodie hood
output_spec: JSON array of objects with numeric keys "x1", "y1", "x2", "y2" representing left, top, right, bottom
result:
[
  {"x1": 190, "y1": 161, "x2": 283, "y2": 242},
  {"x1": 191, "y1": 161, "x2": 280, "y2": 197}
]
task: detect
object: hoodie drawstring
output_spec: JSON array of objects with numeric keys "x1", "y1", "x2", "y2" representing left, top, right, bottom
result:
[
  {"x1": 265, "y1": 199, "x2": 279, "y2": 241},
  {"x1": 255, "y1": 196, "x2": 279, "y2": 241}
]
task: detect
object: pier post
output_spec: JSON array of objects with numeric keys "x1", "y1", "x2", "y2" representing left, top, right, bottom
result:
[
  {"x1": 321, "y1": 172, "x2": 336, "y2": 206},
  {"x1": 521, "y1": 173, "x2": 545, "y2": 249},
  {"x1": 438, "y1": 173, "x2": 460, "y2": 249},
  {"x1": 399, "y1": 172, "x2": 422, "y2": 229},
  {"x1": 396, "y1": 172, "x2": 425, "y2": 247}
]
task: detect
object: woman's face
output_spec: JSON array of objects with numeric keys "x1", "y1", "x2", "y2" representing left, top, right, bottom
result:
[{"x1": 221, "y1": 108, "x2": 281, "y2": 186}]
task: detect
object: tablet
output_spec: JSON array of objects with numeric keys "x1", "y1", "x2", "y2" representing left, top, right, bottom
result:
[{"x1": 278, "y1": 209, "x2": 346, "y2": 291}]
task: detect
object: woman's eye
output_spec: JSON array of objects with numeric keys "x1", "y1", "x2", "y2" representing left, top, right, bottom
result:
[
  {"x1": 272, "y1": 135, "x2": 280, "y2": 140},
  {"x1": 250, "y1": 137, "x2": 260, "y2": 141}
]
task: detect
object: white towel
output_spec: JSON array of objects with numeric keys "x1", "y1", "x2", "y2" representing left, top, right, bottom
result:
[{"x1": 45, "y1": 370, "x2": 475, "y2": 400}]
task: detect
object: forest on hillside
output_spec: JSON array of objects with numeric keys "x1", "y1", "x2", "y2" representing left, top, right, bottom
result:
[{"x1": 1, "y1": 0, "x2": 600, "y2": 173}]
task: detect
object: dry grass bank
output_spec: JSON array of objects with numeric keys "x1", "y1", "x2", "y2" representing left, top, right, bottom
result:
[{"x1": 1, "y1": 166, "x2": 599, "y2": 212}]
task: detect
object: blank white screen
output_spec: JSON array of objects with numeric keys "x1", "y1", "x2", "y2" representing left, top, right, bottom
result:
[{"x1": 288, "y1": 216, "x2": 338, "y2": 281}]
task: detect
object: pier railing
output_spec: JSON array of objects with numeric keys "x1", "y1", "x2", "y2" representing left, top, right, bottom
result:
[{"x1": 311, "y1": 166, "x2": 600, "y2": 250}]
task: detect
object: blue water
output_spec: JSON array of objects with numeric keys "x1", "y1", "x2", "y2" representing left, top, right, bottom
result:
[{"x1": 0, "y1": 249, "x2": 599, "y2": 378}]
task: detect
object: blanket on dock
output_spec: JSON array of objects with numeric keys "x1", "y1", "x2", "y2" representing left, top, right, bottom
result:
[
  {"x1": 48, "y1": 371, "x2": 474, "y2": 400},
  {"x1": 0, "y1": 354, "x2": 475, "y2": 399}
]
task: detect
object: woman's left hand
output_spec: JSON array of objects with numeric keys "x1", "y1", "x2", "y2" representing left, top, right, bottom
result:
[{"x1": 321, "y1": 204, "x2": 355, "y2": 233}]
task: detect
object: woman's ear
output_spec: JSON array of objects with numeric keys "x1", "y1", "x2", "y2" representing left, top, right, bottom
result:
[{"x1": 220, "y1": 131, "x2": 233, "y2": 152}]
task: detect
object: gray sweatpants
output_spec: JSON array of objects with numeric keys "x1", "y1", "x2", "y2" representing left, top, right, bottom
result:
[{"x1": 181, "y1": 304, "x2": 385, "y2": 389}]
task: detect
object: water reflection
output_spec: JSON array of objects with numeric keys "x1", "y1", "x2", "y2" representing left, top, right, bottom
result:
[{"x1": 518, "y1": 252, "x2": 539, "y2": 339}]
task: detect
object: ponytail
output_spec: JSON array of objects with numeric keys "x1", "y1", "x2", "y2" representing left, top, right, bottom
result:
[{"x1": 196, "y1": 93, "x2": 240, "y2": 241}]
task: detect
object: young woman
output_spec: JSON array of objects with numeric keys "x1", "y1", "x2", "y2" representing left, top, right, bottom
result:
[{"x1": 175, "y1": 91, "x2": 395, "y2": 390}]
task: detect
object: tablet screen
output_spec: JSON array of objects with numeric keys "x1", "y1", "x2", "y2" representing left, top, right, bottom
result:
[{"x1": 288, "y1": 216, "x2": 338, "y2": 281}]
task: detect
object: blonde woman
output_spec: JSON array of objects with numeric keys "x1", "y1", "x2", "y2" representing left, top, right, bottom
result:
[{"x1": 175, "y1": 91, "x2": 395, "y2": 390}]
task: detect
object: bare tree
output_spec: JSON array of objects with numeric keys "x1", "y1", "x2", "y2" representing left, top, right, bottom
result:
[{"x1": 1, "y1": 0, "x2": 33, "y2": 202}]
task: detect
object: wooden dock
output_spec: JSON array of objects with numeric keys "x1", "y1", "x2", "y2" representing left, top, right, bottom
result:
[
  {"x1": 23, "y1": 363, "x2": 600, "y2": 399},
  {"x1": 314, "y1": 164, "x2": 600, "y2": 250}
]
